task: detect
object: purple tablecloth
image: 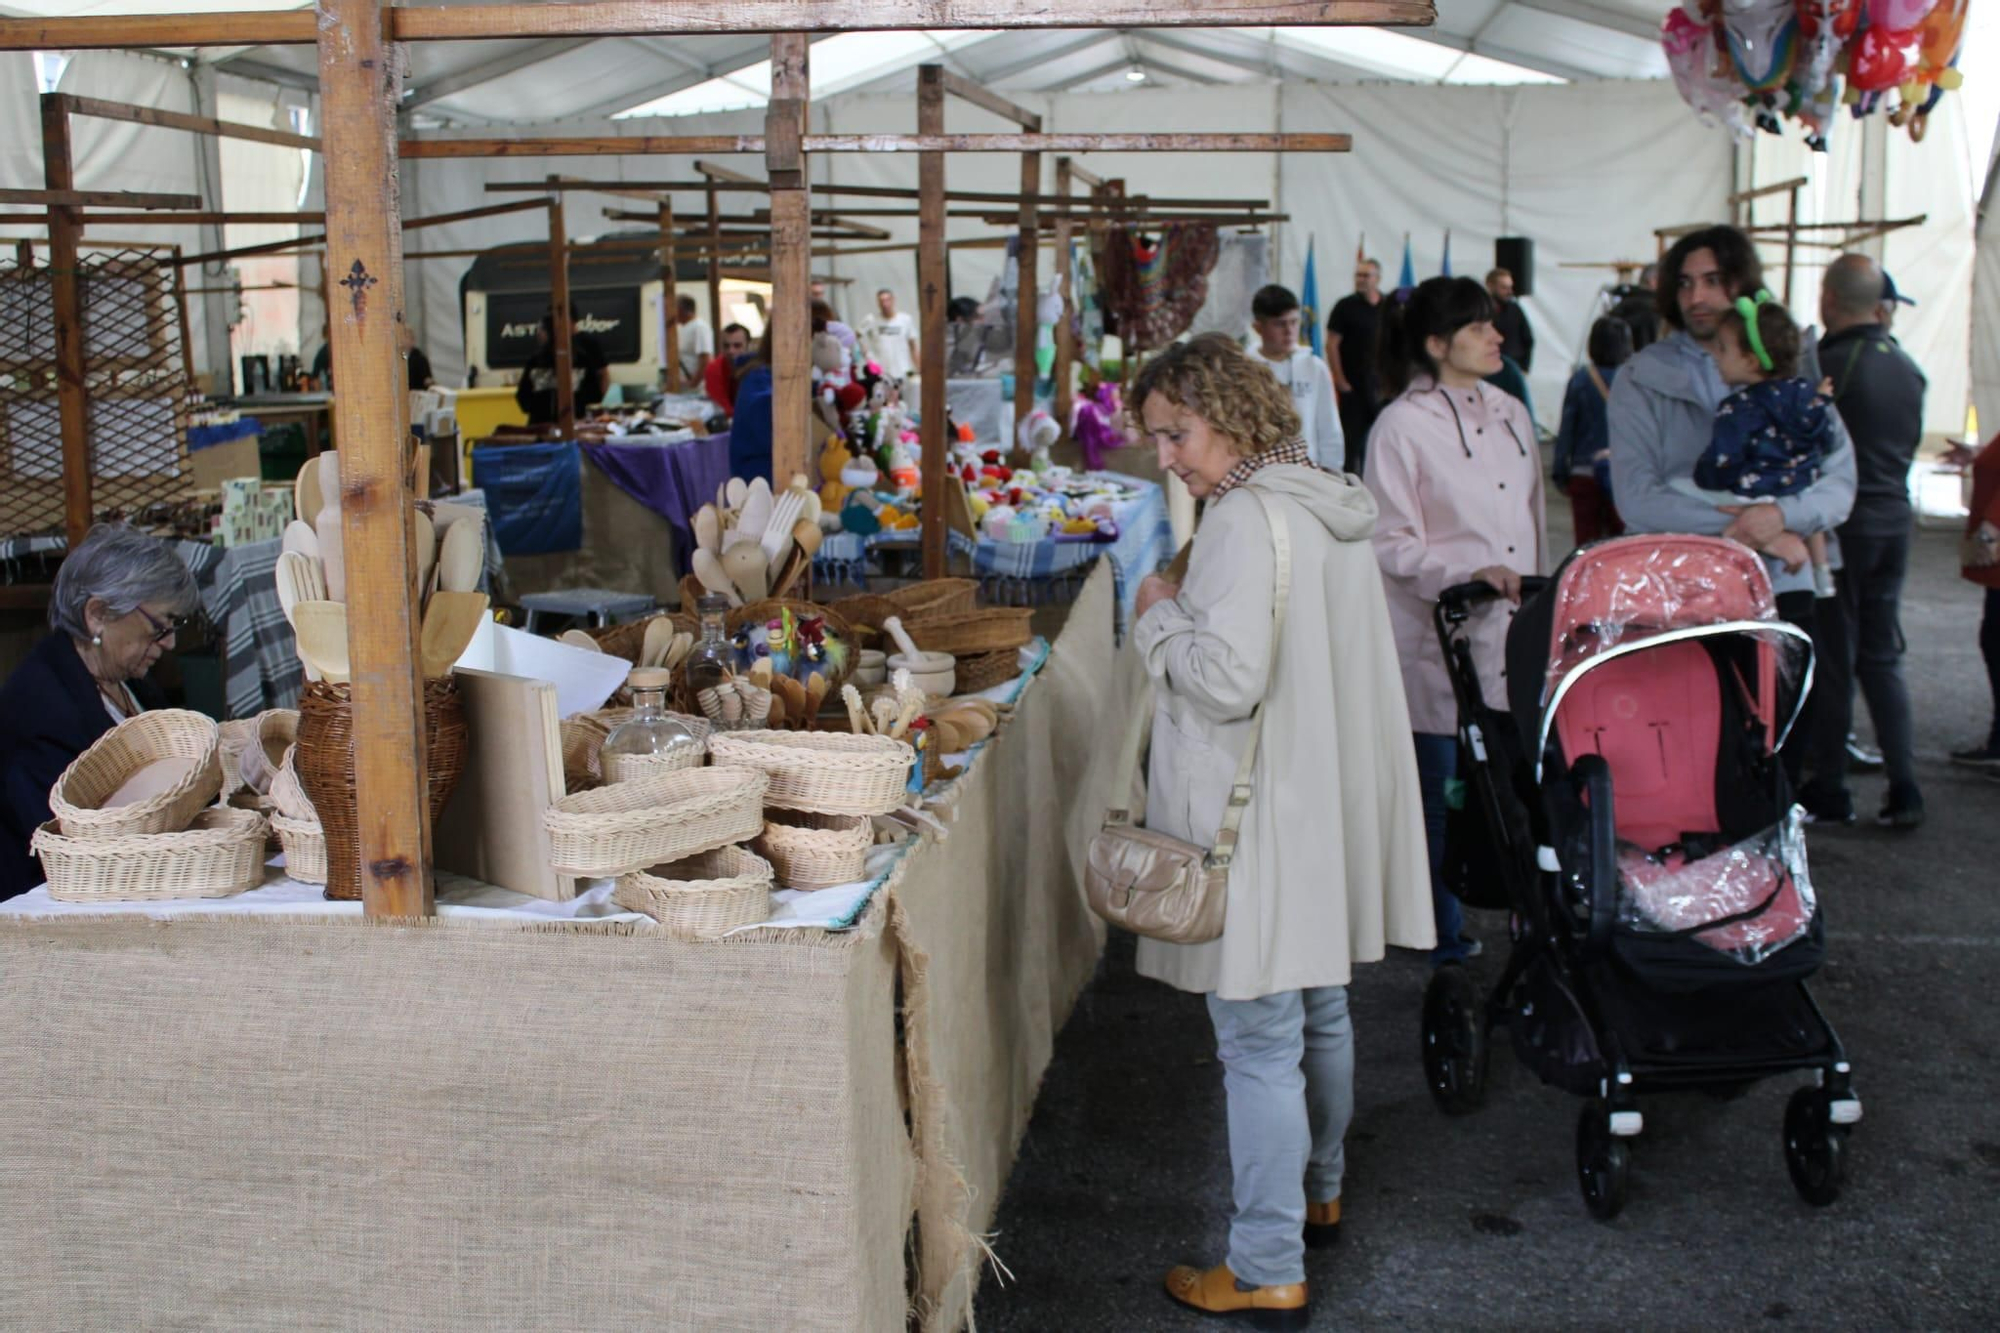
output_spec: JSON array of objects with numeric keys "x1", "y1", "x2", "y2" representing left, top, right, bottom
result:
[{"x1": 581, "y1": 432, "x2": 730, "y2": 576}]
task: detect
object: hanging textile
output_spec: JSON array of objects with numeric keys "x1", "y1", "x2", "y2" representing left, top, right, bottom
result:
[
  {"x1": 1186, "y1": 232, "x2": 1271, "y2": 343},
  {"x1": 1093, "y1": 224, "x2": 1221, "y2": 353},
  {"x1": 1069, "y1": 238, "x2": 1104, "y2": 371}
]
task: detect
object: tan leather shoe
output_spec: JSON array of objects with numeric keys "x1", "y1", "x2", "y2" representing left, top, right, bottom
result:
[
  {"x1": 1305, "y1": 1196, "x2": 1341, "y2": 1249},
  {"x1": 1164, "y1": 1262, "x2": 1309, "y2": 1330}
]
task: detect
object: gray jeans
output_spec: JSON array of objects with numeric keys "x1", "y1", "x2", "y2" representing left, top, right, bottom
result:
[{"x1": 1205, "y1": 986, "x2": 1354, "y2": 1287}]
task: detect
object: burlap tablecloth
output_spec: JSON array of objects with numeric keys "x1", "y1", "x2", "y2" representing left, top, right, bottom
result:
[{"x1": 0, "y1": 562, "x2": 1127, "y2": 1332}]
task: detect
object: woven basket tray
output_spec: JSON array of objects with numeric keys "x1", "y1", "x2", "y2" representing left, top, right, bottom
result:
[
  {"x1": 907, "y1": 608, "x2": 1035, "y2": 657},
  {"x1": 602, "y1": 742, "x2": 707, "y2": 784},
  {"x1": 544, "y1": 765, "x2": 768, "y2": 879},
  {"x1": 612, "y1": 845, "x2": 774, "y2": 940},
  {"x1": 217, "y1": 719, "x2": 258, "y2": 801},
  {"x1": 585, "y1": 610, "x2": 695, "y2": 663},
  {"x1": 561, "y1": 709, "x2": 711, "y2": 790},
  {"x1": 33, "y1": 806, "x2": 269, "y2": 902},
  {"x1": 886, "y1": 578, "x2": 979, "y2": 619},
  {"x1": 236, "y1": 708, "x2": 299, "y2": 798},
  {"x1": 49, "y1": 708, "x2": 223, "y2": 839},
  {"x1": 270, "y1": 812, "x2": 326, "y2": 885},
  {"x1": 953, "y1": 647, "x2": 1023, "y2": 695},
  {"x1": 708, "y1": 730, "x2": 914, "y2": 816},
  {"x1": 755, "y1": 810, "x2": 872, "y2": 891}
]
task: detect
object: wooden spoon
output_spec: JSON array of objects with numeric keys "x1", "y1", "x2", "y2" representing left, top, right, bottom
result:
[
  {"x1": 413, "y1": 510, "x2": 436, "y2": 599},
  {"x1": 722, "y1": 541, "x2": 769, "y2": 602},
  {"x1": 693, "y1": 505, "x2": 721, "y2": 556},
  {"x1": 282, "y1": 520, "x2": 319, "y2": 560},
  {"x1": 437, "y1": 515, "x2": 483, "y2": 593},
  {"x1": 738, "y1": 479, "x2": 773, "y2": 541},
  {"x1": 315, "y1": 502, "x2": 345, "y2": 602},
  {"x1": 558, "y1": 629, "x2": 601, "y2": 652},
  {"x1": 692, "y1": 548, "x2": 741, "y2": 606},
  {"x1": 664, "y1": 631, "x2": 693, "y2": 672},
  {"x1": 421, "y1": 591, "x2": 489, "y2": 678},
  {"x1": 725, "y1": 476, "x2": 748, "y2": 509},
  {"x1": 294, "y1": 457, "x2": 324, "y2": 528},
  {"x1": 641, "y1": 616, "x2": 675, "y2": 669},
  {"x1": 290, "y1": 601, "x2": 350, "y2": 684}
]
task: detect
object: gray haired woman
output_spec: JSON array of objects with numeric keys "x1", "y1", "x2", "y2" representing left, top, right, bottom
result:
[{"x1": 0, "y1": 523, "x2": 197, "y2": 898}]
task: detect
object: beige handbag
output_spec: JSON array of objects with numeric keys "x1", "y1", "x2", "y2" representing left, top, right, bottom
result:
[{"x1": 1085, "y1": 486, "x2": 1291, "y2": 944}]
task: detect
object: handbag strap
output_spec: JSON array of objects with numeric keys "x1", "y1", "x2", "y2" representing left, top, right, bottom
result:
[{"x1": 1210, "y1": 486, "x2": 1291, "y2": 868}]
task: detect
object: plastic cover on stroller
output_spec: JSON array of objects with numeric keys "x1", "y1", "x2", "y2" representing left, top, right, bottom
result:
[{"x1": 1616, "y1": 807, "x2": 1818, "y2": 966}]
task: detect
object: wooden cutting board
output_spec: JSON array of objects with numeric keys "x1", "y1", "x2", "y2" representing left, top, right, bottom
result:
[{"x1": 434, "y1": 668, "x2": 575, "y2": 901}]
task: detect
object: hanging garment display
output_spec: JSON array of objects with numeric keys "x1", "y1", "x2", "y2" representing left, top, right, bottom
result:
[
  {"x1": 1187, "y1": 232, "x2": 1272, "y2": 342},
  {"x1": 1093, "y1": 224, "x2": 1221, "y2": 353}
]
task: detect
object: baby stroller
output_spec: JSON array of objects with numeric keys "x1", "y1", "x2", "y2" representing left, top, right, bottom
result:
[{"x1": 1418, "y1": 535, "x2": 1862, "y2": 1219}]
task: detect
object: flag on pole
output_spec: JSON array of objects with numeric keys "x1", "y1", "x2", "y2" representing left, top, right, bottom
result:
[
  {"x1": 1441, "y1": 229, "x2": 1452, "y2": 277},
  {"x1": 1301, "y1": 236, "x2": 1324, "y2": 357},
  {"x1": 1397, "y1": 233, "x2": 1415, "y2": 292},
  {"x1": 1356, "y1": 233, "x2": 1367, "y2": 268}
]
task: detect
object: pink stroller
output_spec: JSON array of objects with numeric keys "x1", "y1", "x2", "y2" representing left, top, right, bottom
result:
[{"x1": 1419, "y1": 535, "x2": 1863, "y2": 1219}]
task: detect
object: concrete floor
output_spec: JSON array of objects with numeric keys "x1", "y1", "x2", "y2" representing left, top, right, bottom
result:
[{"x1": 974, "y1": 504, "x2": 1999, "y2": 1330}]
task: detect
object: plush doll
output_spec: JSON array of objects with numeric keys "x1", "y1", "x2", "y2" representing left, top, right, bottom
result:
[
  {"x1": 1070, "y1": 379, "x2": 1126, "y2": 472},
  {"x1": 1016, "y1": 408, "x2": 1060, "y2": 475}
]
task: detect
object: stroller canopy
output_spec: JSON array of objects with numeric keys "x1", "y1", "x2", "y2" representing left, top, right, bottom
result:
[{"x1": 1506, "y1": 536, "x2": 1814, "y2": 781}]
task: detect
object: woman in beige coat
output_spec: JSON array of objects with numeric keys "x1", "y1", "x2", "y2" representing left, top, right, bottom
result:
[{"x1": 1130, "y1": 333, "x2": 1432, "y2": 1329}]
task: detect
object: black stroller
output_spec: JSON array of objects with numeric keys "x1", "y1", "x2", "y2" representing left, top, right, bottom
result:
[{"x1": 1417, "y1": 535, "x2": 1862, "y2": 1219}]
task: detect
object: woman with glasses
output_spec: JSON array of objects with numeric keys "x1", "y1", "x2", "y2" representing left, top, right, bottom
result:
[{"x1": 0, "y1": 523, "x2": 197, "y2": 898}]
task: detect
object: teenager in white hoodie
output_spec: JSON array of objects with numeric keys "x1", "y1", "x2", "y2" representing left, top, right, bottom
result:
[{"x1": 1248, "y1": 284, "x2": 1345, "y2": 475}]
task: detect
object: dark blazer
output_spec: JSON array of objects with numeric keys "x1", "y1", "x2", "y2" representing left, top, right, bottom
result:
[{"x1": 0, "y1": 632, "x2": 163, "y2": 900}]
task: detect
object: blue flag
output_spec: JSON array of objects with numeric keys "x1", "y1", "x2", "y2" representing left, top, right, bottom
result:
[
  {"x1": 1397, "y1": 233, "x2": 1415, "y2": 292},
  {"x1": 1301, "y1": 236, "x2": 1323, "y2": 357},
  {"x1": 1441, "y1": 229, "x2": 1452, "y2": 277}
]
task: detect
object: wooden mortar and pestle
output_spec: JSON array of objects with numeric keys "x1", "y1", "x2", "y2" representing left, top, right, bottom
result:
[{"x1": 881, "y1": 615, "x2": 954, "y2": 697}]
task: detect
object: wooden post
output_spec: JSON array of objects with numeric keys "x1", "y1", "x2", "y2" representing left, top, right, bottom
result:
[
  {"x1": 317, "y1": 0, "x2": 430, "y2": 918},
  {"x1": 659, "y1": 201, "x2": 681, "y2": 393},
  {"x1": 705, "y1": 181, "x2": 723, "y2": 339},
  {"x1": 40, "y1": 93, "x2": 91, "y2": 547},
  {"x1": 548, "y1": 182, "x2": 574, "y2": 436},
  {"x1": 766, "y1": 34, "x2": 810, "y2": 488},
  {"x1": 1782, "y1": 182, "x2": 1800, "y2": 308},
  {"x1": 1013, "y1": 146, "x2": 1040, "y2": 450},
  {"x1": 1053, "y1": 157, "x2": 1076, "y2": 446},
  {"x1": 917, "y1": 66, "x2": 948, "y2": 579}
]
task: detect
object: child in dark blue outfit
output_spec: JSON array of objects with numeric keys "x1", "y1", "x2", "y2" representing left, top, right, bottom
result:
[{"x1": 1675, "y1": 293, "x2": 1837, "y2": 596}]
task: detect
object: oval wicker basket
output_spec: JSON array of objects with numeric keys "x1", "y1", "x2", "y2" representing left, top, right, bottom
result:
[
  {"x1": 50, "y1": 709, "x2": 223, "y2": 839},
  {"x1": 708, "y1": 730, "x2": 914, "y2": 816},
  {"x1": 217, "y1": 718, "x2": 258, "y2": 800},
  {"x1": 236, "y1": 708, "x2": 299, "y2": 797},
  {"x1": 602, "y1": 741, "x2": 708, "y2": 784},
  {"x1": 32, "y1": 806, "x2": 269, "y2": 902},
  {"x1": 270, "y1": 746, "x2": 314, "y2": 821},
  {"x1": 270, "y1": 812, "x2": 326, "y2": 885},
  {"x1": 755, "y1": 810, "x2": 872, "y2": 891},
  {"x1": 585, "y1": 610, "x2": 695, "y2": 663},
  {"x1": 952, "y1": 646, "x2": 1024, "y2": 695},
  {"x1": 906, "y1": 608, "x2": 1035, "y2": 657},
  {"x1": 561, "y1": 708, "x2": 711, "y2": 790},
  {"x1": 612, "y1": 845, "x2": 774, "y2": 940},
  {"x1": 544, "y1": 765, "x2": 768, "y2": 879},
  {"x1": 886, "y1": 577, "x2": 979, "y2": 619}
]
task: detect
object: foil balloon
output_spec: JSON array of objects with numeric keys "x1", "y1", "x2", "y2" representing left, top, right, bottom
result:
[
  {"x1": 1865, "y1": 0, "x2": 1938, "y2": 30},
  {"x1": 1664, "y1": 6, "x2": 1755, "y2": 135},
  {"x1": 1846, "y1": 21, "x2": 1920, "y2": 92},
  {"x1": 1722, "y1": 0, "x2": 1801, "y2": 92},
  {"x1": 1911, "y1": 0, "x2": 1970, "y2": 89}
]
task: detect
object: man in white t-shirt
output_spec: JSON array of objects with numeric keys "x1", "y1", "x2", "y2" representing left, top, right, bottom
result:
[
  {"x1": 860, "y1": 288, "x2": 919, "y2": 382},
  {"x1": 673, "y1": 295, "x2": 714, "y2": 384},
  {"x1": 1248, "y1": 283, "x2": 1344, "y2": 472}
]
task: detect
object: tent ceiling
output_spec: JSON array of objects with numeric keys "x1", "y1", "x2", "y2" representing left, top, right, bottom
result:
[{"x1": 4, "y1": 0, "x2": 1671, "y2": 124}]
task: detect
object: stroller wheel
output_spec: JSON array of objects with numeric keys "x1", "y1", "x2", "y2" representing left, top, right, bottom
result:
[
  {"x1": 1421, "y1": 964, "x2": 1488, "y2": 1116},
  {"x1": 1783, "y1": 1086, "x2": 1848, "y2": 1207},
  {"x1": 1575, "y1": 1102, "x2": 1631, "y2": 1221}
]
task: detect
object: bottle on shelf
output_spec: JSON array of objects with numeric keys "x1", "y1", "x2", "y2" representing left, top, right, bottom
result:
[
  {"x1": 601, "y1": 667, "x2": 699, "y2": 768},
  {"x1": 684, "y1": 594, "x2": 739, "y2": 727}
]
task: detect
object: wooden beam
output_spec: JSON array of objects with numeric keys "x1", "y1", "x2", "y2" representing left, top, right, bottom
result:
[
  {"x1": 318, "y1": 0, "x2": 431, "y2": 919},
  {"x1": 0, "y1": 188, "x2": 201, "y2": 209},
  {"x1": 766, "y1": 33, "x2": 811, "y2": 489},
  {"x1": 1053, "y1": 157, "x2": 1076, "y2": 447},
  {"x1": 1015, "y1": 143, "x2": 1040, "y2": 443},
  {"x1": 695, "y1": 159, "x2": 764, "y2": 186},
  {"x1": 1728, "y1": 175, "x2": 1812, "y2": 206},
  {"x1": 69, "y1": 211, "x2": 326, "y2": 227},
  {"x1": 40, "y1": 94, "x2": 90, "y2": 549},
  {"x1": 494, "y1": 177, "x2": 1273, "y2": 209},
  {"x1": 1063, "y1": 158, "x2": 1105, "y2": 189},
  {"x1": 0, "y1": 2, "x2": 1434, "y2": 51},
  {"x1": 705, "y1": 182, "x2": 723, "y2": 347},
  {"x1": 165, "y1": 196, "x2": 552, "y2": 267},
  {"x1": 548, "y1": 190, "x2": 575, "y2": 436},
  {"x1": 918, "y1": 66, "x2": 948, "y2": 580},
  {"x1": 56, "y1": 93, "x2": 320, "y2": 151},
  {"x1": 405, "y1": 196, "x2": 554, "y2": 230},
  {"x1": 660, "y1": 201, "x2": 680, "y2": 393},
  {"x1": 939, "y1": 69, "x2": 1042, "y2": 130},
  {"x1": 408, "y1": 131, "x2": 1349, "y2": 158}
]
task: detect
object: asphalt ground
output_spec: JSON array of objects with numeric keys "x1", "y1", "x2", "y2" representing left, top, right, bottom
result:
[{"x1": 974, "y1": 504, "x2": 1998, "y2": 1331}]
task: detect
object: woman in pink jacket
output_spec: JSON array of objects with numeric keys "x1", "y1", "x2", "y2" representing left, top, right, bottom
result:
[{"x1": 1363, "y1": 275, "x2": 1547, "y2": 964}]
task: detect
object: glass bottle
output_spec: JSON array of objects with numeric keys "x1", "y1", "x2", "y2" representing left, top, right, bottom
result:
[
  {"x1": 602, "y1": 668, "x2": 698, "y2": 768},
  {"x1": 684, "y1": 594, "x2": 738, "y2": 727}
]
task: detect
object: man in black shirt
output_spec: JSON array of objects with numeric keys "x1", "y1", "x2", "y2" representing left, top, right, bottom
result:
[
  {"x1": 515, "y1": 307, "x2": 610, "y2": 425},
  {"x1": 1803, "y1": 253, "x2": 1928, "y2": 829},
  {"x1": 1325, "y1": 257, "x2": 1383, "y2": 474},
  {"x1": 1486, "y1": 267, "x2": 1534, "y2": 372}
]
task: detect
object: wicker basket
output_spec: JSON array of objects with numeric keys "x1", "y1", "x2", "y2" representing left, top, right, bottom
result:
[
  {"x1": 708, "y1": 730, "x2": 914, "y2": 816},
  {"x1": 612, "y1": 845, "x2": 774, "y2": 940},
  {"x1": 270, "y1": 746, "x2": 314, "y2": 821},
  {"x1": 544, "y1": 765, "x2": 768, "y2": 879},
  {"x1": 270, "y1": 813, "x2": 327, "y2": 885},
  {"x1": 602, "y1": 741, "x2": 707, "y2": 784},
  {"x1": 561, "y1": 708, "x2": 710, "y2": 790},
  {"x1": 886, "y1": 578, "x2": 979, "y2": 620},
  {"x1": 952, "y1": 647, "x2": 1023, "y2": 694},
  {"x1": 32, "y1": 806, "x2": 269, "y2": 902},
  {"x1": 585, "y1": 610, "x2": 694, "y2": 663},
  {"x1": 907, "y1": 608, "x2": 1035, "y2": 657},
  {"x1": 50, "y1": 709, "x2": 223, "y2": 839},
  {"x1": 217, "y1": 718, "x2": 258, "y2": 800},
  {"x1": 294, "y1": 678, "x2": 469, "y2": 901},
  {"x1": 235, "y1": 708, "x2": 299, "y2": 797},
  {"x1": 755, "y1": 810, "x2": 872, "y2": 890}
]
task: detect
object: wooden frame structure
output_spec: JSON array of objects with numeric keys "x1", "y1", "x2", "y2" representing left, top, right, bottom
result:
[
  {"x1": 1, "y1": 0, "x2": 1427, "y2": 919},
  {"x1": 1656, "y1": 175, "x2": 1926, "y2": 306}
]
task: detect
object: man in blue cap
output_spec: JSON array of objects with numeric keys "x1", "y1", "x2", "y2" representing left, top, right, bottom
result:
[{"x1": 1878, "y1": 269, "x2": 1917, "y2": 335}]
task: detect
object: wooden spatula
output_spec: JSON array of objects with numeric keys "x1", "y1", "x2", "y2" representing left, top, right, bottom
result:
[
  {"x1": 420, "y1": 591, "x2": 489, "y2": 678},
  {"x1": 290, "y1": 601, "x2": 350, "y2": 684}
]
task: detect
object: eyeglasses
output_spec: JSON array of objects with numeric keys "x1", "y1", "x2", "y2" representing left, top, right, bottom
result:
[{"x1": 134, "y1": 607, "x2": 188, "y2": 644}]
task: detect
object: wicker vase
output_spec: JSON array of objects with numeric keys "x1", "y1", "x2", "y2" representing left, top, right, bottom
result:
[{"x1": 294, "y1": 677, "x2": 469, "y2": 902}]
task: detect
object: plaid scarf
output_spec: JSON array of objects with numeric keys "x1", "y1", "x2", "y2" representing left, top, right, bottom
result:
[{"x1": 1208, "y1": 437, "x2": 1319, "y2": 502}]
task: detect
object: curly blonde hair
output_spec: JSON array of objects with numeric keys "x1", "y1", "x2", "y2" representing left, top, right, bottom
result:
[{"x1": 1130, "y1": 332, "x2": 1302, "y2": 457}]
